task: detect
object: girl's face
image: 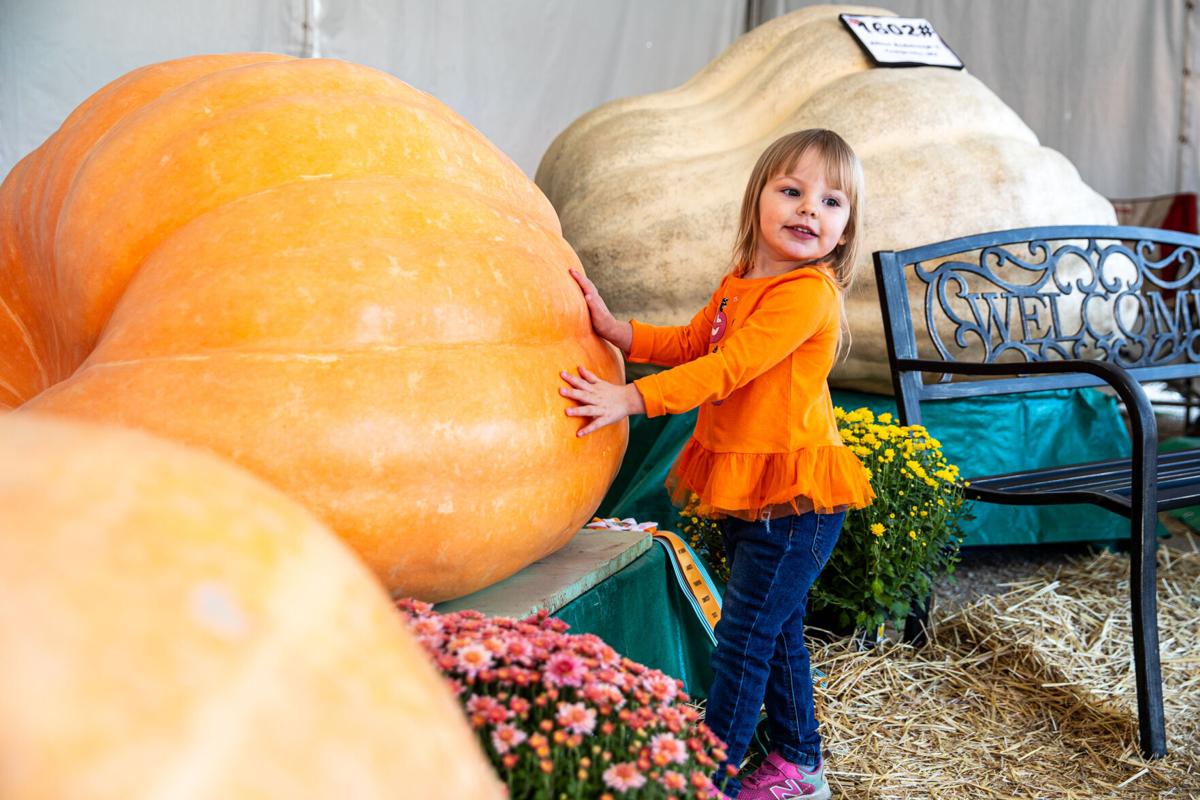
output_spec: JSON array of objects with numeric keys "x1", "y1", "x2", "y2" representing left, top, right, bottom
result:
[{"x1": 753, "y1": 148, "x2": 850, "y2": 276}]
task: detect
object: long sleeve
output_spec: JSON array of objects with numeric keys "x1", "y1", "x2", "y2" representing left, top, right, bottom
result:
[
  {"x1": 633, "y1": 273, "x2": 836, "y2": 418},
  {"x1": 627, "y1": 287, "x2": 724, "y2": 368},
  {"x1": 640, "y1": 266, "x2": 873, "y2": 519}
]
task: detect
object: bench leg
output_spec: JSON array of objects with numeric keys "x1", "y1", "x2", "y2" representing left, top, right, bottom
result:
[
  {"x1": 1131, "y1": 506, "x2": 1167, "y2": 759},
  {"x1": 901, "y1": 518, "x2": 1166, "y2": 758}
]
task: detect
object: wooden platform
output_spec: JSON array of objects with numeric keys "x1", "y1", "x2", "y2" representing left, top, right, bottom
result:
[{"x1": 435, "y1": 528, "x2": 652, "y2": 619}]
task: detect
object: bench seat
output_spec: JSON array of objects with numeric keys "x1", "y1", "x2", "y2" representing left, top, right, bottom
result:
[{"x1": 969, "y1": 447, "x2": 1200, "y2": 512}]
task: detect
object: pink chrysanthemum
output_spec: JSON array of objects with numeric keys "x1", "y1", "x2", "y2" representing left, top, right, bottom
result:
[
  {"x1": 490, "y1": 723, "x2": 527, "y2": 755},
  {"x1": 582, "y1": 680, "x2": 626, "y2": 710},
  {"x1": 603, "y1": 761, "x2": 647, "y2": 791},
  {"x1": 467, "y1": 694, "x2": 511, "y2": 724},
  {"x1": 456, "y1": 642, "x2": 494, "y2": 678},
  {"x1": 504, "y1": 636, "x2": 534, "y2": 665},
  {"x1": 645, "y1": 673, "x2": 680, "y2": 705},
  {"x1": 543, "y1": 651, "x2": 587, "y2": 688},
  {"x1": 660, "y1": 769, "x2": 688, "y2": 791},
  {"x1": 409, "y1": 614, "x2": 442, "y2": 635},
  {"x1": 650, "y1": 732, "x2": 688, "y2": 766},
  {"x1": 555, "y1": 701, "x2": 597, "y2": 736},
  {"x1": 395, "y1": 598, "x2": 729, "y2": 797}
]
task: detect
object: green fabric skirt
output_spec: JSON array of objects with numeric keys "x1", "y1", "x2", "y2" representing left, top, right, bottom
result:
[{"x1": 599, "y1": 387, "x2": 1134, "y2": 547}]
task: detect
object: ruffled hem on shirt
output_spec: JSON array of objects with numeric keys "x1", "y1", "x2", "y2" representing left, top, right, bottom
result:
[{"x1": 667, "y1": 440, "x2": 875, "y2": 520}]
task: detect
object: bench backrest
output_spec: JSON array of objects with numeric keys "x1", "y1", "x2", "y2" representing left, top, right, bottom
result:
[{"x1": 873, "y1": 225, "x2": 1200, "y2": 425}]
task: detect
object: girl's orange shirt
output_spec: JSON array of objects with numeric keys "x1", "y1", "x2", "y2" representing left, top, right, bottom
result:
[{"x1": 629, "y1": 266, "x2": 875, "y2": 520}]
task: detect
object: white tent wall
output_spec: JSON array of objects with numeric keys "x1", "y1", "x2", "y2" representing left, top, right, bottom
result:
[
  {"x1": 760, "y1": 0, "x2": 1199, "y2": 198},
  {"x1": 0, "y1": 0, "x2": 1195, "y2": 198},
  {"x1": 313, "y1": 0, "x2": 744, "y2": 178},
  {"x1": 0, "y1": 0, "x2": 301, "y2": 173},
  {"x1": 0, "y1": 0, "x2": 743, "y2": 180}
]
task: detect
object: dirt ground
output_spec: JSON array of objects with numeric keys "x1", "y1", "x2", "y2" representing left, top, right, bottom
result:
[{"x1": 932, "y1": 513, "x2": 1200, "y2": 612}]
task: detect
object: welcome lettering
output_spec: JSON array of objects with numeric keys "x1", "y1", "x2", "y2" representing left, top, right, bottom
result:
[{"x1": 957, "y1": 289, "x2": 1200, "y2": 347}]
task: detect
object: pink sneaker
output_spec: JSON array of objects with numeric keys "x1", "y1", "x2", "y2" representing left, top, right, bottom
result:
[{"x1": 738, "y1": 751, "x2": 830, "y2": 800}]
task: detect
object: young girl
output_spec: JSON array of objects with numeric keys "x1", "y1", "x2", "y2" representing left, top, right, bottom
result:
[{"x1": 559, "y1": 129, "x2": 874, "y2": 799}]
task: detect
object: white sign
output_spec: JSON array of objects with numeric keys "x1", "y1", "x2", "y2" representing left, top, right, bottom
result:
[{"x1": 839, "y1": 14, "x2": 964, "y2": 70}]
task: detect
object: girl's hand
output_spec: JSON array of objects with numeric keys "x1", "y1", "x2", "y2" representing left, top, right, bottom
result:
[
  {"x1": 560, "y1": 366, "x2": 645, "y2": 436},
  {"x1": 569, "y1": 268, "x2": 632, "y2": 355}
]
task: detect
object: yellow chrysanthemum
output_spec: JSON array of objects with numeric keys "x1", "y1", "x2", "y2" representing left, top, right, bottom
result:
[
  {"x1": 870, "y1": 523, "x2": 886, "y2": 537},
  {"x1": 846, "y1": 408, "x2": 875, "y2": 425}
]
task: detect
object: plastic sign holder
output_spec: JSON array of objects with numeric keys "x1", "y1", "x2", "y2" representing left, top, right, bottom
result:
[{"x1": 839, "y1": 14, "x2": 964, "y2": 70}]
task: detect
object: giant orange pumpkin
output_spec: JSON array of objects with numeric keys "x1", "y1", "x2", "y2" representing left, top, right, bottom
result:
[
  {"x1": 0, "y1": 54, "x2": 626, "y2": 601},
  {"x1": 0, "y1": 413, "x2": 504, "y2": 798}
]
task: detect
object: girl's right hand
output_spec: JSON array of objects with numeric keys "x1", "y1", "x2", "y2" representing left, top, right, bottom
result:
[{"x1": 569, "y1": 268, "x2": 632, "y2": 355}]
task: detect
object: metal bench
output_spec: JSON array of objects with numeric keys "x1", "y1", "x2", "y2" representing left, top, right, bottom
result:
[{"x1": 873, "y1": 225, "x2": 1200, "y2": 759}]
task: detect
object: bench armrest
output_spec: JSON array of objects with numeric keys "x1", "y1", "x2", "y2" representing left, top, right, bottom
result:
[{"x1": 895, "y1": 357, "x2": 1159, "y2": 473}]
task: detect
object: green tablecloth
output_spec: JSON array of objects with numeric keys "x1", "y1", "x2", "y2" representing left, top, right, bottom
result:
[
  {"x1": 554, "y1": 543, "x2": 715, "y2": 699},
  {"x1": 600, "y1": 387, "x2": 1134, "y2": 547}
]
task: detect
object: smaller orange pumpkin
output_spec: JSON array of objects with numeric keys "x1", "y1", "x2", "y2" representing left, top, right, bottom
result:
[{"x1": 0, "y1": 413, "x2": 503, "y2": 799}]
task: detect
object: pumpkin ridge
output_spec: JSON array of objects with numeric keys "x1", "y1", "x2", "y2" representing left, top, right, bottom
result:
[
  {"x1": 64, "y1": 63, "x2": 531, "y2": 208},
  {"x1": 0, "y1": 284, "x2": 48, "y2": 390},
  {"x1": 211, "y1": 172, "x2": 562, "y2": 243},
  {"x1": 55, "y1": 97, "x2": 556, "y2": 357},
  {"x1": 73, "y1": 184, "x2": 585, "y2": 362},
  {"x1": 78, "y1": 340, "x2": 611, "y2": 369},
  {"x1": 31, "y1": 55, "x2": 296, "y2": 281},
  {"x1": 0, "y1": 379, "x2": 21, "y2": 408}
]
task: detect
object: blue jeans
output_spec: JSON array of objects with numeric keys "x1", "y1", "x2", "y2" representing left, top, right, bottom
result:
[{"x1": 706, "y1": 510, "x2": 845, "y2": 796}]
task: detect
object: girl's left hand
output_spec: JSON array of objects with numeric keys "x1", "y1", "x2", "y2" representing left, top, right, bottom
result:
[{"x1": 559, "y1": 366, "x2": 645, "y2": 436}]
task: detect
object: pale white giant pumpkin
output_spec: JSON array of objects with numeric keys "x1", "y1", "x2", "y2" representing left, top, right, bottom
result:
[{"x1": 535, "y1": 4, "x2": 1116, "y2": 392}]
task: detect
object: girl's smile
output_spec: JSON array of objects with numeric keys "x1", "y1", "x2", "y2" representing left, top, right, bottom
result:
[{"x1": 749, "y1": 149, "x2": 850, "y2": 278}]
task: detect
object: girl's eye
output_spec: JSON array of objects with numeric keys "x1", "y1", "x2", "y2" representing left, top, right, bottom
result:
[
  {"x1": 824, "y1": 197, "x2": 842, "y2": 207},
  {"x1": 782, "y1": 187, "x2": 800, "y2": 197}
]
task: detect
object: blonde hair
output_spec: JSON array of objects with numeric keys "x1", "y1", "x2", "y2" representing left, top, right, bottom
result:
[{"x1": 729, "y1": 129, "x2": 866, "y2": 357}]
